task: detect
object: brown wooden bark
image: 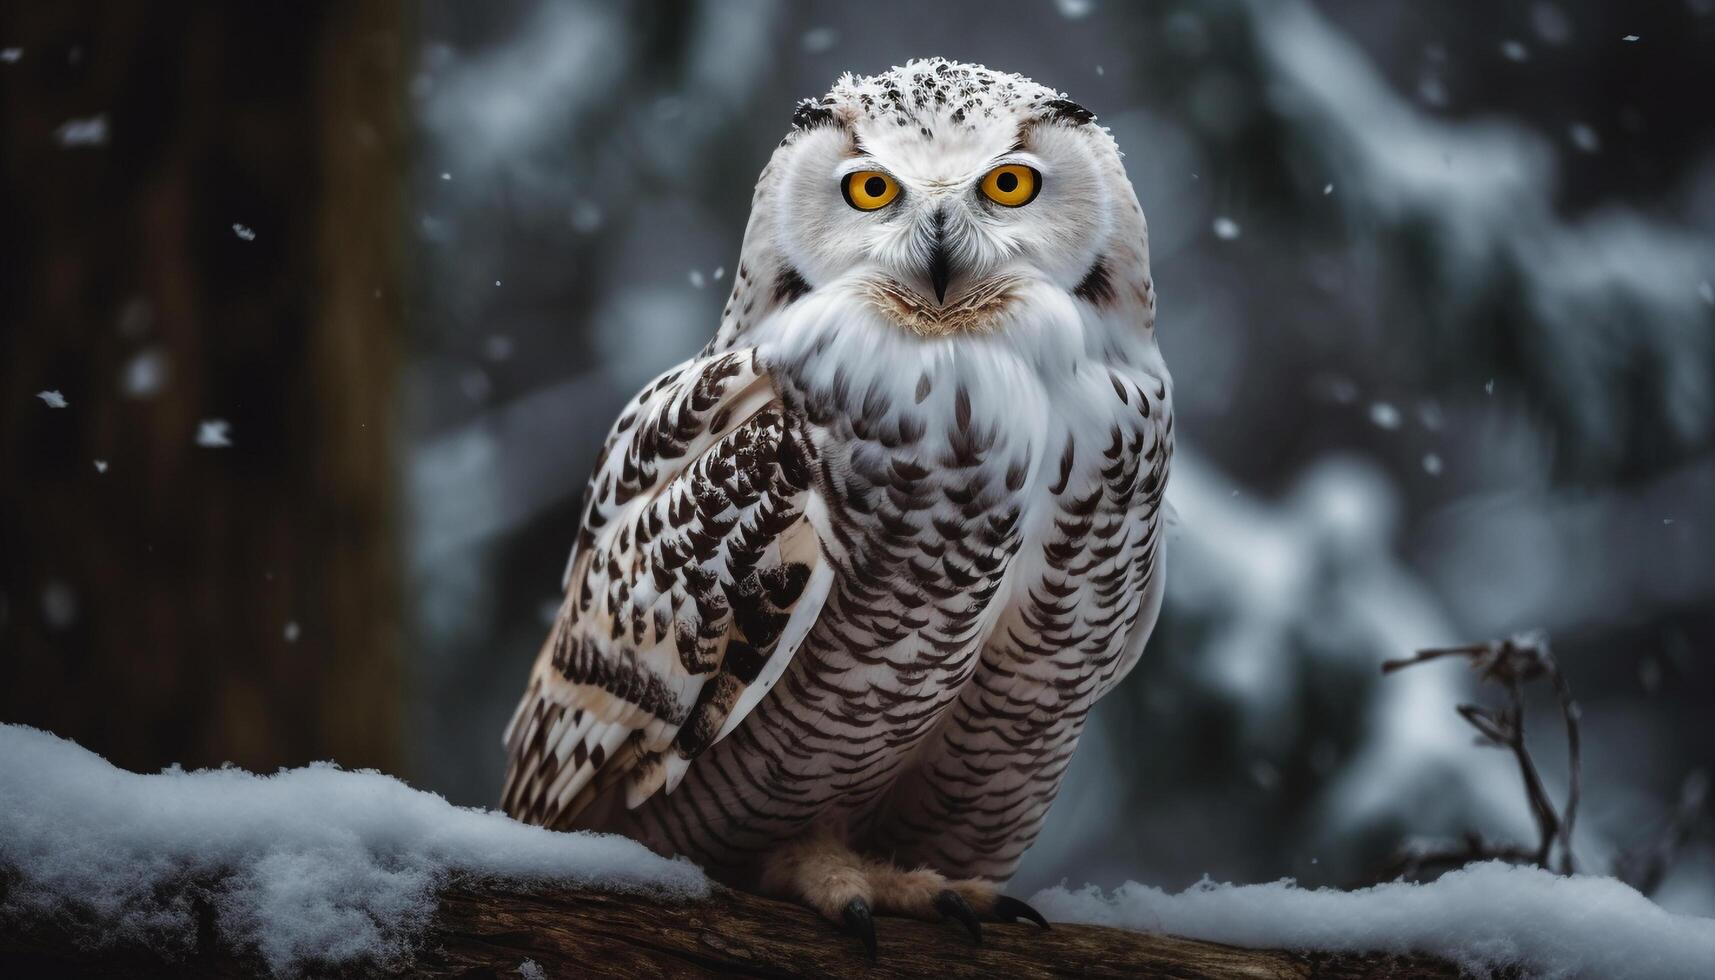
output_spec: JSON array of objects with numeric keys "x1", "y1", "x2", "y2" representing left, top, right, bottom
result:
[
  {"x1": 0, "y1": 2, "x2": 403, "y2": 774},
  {"x1": 0, "y1": 880, "x2": 1464, "y2": 979}
]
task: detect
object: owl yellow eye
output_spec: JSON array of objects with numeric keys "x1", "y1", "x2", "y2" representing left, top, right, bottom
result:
[
  {"x1": 980, "y1": 164, "x2": 1040, "y2": 207},
  {"x1": 843, "y1": 170, "x2": 900, "y2": 211}
]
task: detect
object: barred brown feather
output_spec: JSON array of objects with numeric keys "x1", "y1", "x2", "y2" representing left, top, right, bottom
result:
[{"x1": 501, "y1": 349, "x2": 831, "y2": 830}]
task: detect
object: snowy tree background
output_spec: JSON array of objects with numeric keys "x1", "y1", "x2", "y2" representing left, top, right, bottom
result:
[
  {"x1": 403, "y1": 0, "x2": 1715, "y2": 908},
  {"x1": 5, "y1": 0, "x2": 1713, "y2": 922}
]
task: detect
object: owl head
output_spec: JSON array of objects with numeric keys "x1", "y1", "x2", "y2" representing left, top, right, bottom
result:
[{"x1": 735, "y1": 59, "x2": 1152, "y2": 340}]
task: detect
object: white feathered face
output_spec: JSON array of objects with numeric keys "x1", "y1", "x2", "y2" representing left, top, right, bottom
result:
[{"x1": 766, "y1": 66, "x2": 1136, "y2": 335}]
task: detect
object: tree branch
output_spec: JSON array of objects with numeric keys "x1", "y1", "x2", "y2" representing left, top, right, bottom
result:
[{"x1": 1, "y1": 879, "x2": 1464, "y2": 979}]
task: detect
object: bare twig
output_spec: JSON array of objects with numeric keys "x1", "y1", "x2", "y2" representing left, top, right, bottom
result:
[{"x1": 1377, "y1": 630, "x2": 1582, "y2": 878}]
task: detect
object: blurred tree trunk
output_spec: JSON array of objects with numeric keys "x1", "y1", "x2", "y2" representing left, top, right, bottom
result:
[{"x1": 0, "y1": 3, "x2": 404, "y2": 773}]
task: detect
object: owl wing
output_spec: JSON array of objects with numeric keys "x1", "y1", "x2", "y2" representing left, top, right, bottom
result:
[{"x1": 501, "y1": 348, "x2": 833, "y2": 830}]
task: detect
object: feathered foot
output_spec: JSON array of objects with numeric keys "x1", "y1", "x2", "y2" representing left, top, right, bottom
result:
[{"x1": 759, "y1": 823, "x2": 1048, "y2": 961}]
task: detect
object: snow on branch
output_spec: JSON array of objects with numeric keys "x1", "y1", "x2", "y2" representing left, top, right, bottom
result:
[
  {"x1": 0, "y1": 725, "x2": 704, "y2": 974},
  {"x1": 2, "y1": 724, "x2": 1711, "y2": 978}
]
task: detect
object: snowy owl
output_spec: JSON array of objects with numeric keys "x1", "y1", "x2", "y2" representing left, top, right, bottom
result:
[{"x1": 503, "y1": 58, "x2": 1171, "y2": 954}]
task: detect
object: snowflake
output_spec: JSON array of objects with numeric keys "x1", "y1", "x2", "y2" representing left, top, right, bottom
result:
[
  {"x1": 55, "y1": 115, "x2": 108, "y2": 147},
  {"x1": 1211, "y1": 217, "x2": 1241, "y2": 240},
  {"x1": 37, "y1": 390, "x2": 68, "y2": 408},
  {"x1": 196, "y1": 419, "x2": 232, "y2": 448},
  {"x1": 41, "y1": 581, "x2": 78, "y2": 630},
  {"x1": 122, "y1": 348, "x2": 169, "y2": 399},
  {"x1": 232, "y1": 223, "x2": 256, "y2": 241},
  {"x1": 1568, "y1": 123, "x2": 1600, "y2": 154}
]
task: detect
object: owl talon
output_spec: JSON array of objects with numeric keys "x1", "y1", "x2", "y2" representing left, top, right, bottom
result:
[
  {"x1": 843, "y1": 896, "x2": 878, "y2": 961},
  {"x1": 934, "y1": 889, "x2": 983, "y2": 943},
  {"x1": 991, "y1": 894, "x2": 1050, "y2": 929}
]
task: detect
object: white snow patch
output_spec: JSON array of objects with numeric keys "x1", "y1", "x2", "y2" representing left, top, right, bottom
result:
[
  {"x1": 1032, "y1": 863, "x2": 1715, "y2": 980},
  {"x1": 36, "y1": 389, "x2": 68, "y2": 408},
  {"x1": 517, "y1": 959, "x2": 546, "y2": 979},
  {"x1": 1622, "y1": 34, "x2": 1640, "y2": 42},
  {"x1": 1212, "y1": 216, "x2": 1241, "y2": 240},
  {"x1": 232, "y1": 223, "x2": 256, "y2": 241},
  {"x1": 0, "y1": 725, "x2": 708, "y2": 974},
  {"x1": 195, "y1": 419, "x2": 233, "y2": 448},
  {"x1": 55, "y1": 114, "x2": 108, "y2": 147}
]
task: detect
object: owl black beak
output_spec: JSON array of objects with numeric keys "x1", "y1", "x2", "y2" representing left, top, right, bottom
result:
[
  {"x1": 928, "y1": 247, "x2": 952, "y2": 306},
  {"x1": 927, "y1": 208, "x2": 952, "y2": 304}
]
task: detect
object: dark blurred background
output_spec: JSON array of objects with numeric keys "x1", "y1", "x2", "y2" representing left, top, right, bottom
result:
[{"x1": 4, "y1": 0, "x2": 1712, "y2": 913}]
